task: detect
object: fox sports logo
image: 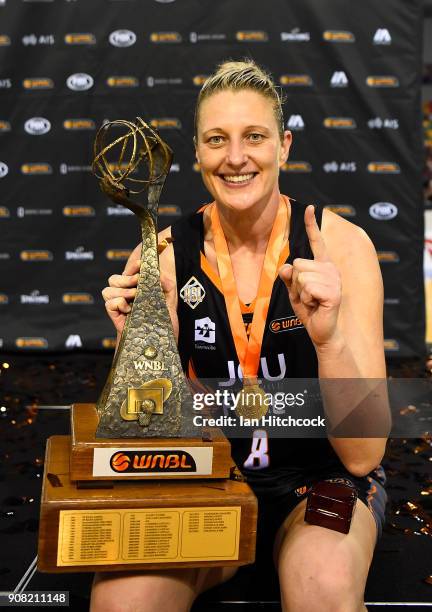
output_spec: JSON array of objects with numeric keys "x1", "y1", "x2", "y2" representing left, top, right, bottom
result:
[
  {"x1": 66, "y1": 73, "x2": 94, "y2": 91},
  {"x1": 109, "y1": 29, "x2": 136, "y2": 47},
  {"x1": 0, "y1": 162, "x2": 8, "y2": 178},
  {"x1": 24, "y1": 117, "x2": 51, "y2": 135},
  {"x1": 369, "y1": 202, "x2": 398, "y2": 220}
]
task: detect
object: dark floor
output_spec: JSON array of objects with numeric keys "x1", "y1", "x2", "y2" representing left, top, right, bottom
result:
[{"x1": 0, "y1": 353, "x2": 431, "y2": 611}]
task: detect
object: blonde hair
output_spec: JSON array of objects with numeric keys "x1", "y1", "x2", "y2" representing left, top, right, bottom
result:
[{"x1": 194, "y1": 59, "x2": 286, "y2": 141}]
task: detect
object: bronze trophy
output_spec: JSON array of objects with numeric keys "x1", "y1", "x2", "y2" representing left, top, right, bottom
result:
[
  {"x1": 92, "y1": 118, "x2": 194, "y2": 439},
  {"x1": 37, "y1": 118, "x2": 257, "y2": 573}
]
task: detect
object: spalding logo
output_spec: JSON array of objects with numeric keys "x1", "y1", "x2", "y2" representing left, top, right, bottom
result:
[
  {"x1": 369, "y1": 202, "x2": 398, "y2": 220},
  {"x1": 109, "y1": 29, "x2": 136, "y2": 47},
  {"x1": 24, "y1": 117, "x2": 51, "y2": 135},
  {"x1": 0, "y1": 162, "x2": 8, "y2": 178},
  {"x1": 66, "y1": 73, "x2": 94, "y2": 91}
]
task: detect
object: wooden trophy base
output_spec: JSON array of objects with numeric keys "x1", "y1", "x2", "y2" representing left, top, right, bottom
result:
[
  {"x1": 70, "y1": 404, "x2": 233, "y2": 481},
  {"x1": 38, "y1": 436, "x2": 258, "y2": 572}
]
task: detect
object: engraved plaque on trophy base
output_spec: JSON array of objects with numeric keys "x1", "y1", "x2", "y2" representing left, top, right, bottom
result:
[
  {"x1": 70, "y1": 404, "x2": 232, "y2": 481},
  {"x1": 38, "y1": 436, "x2": 258, "y2": 572}
]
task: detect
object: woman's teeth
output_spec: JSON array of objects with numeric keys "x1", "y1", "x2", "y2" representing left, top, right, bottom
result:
[{"x1": 222, "y1": 173, "x2": 255, "y2": 183}]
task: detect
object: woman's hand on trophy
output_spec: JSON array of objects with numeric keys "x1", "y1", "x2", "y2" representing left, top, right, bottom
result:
[
  {"x1": 102, "y1": 230, "x2": 179, "y2": 342},
  {"x1": 102, "y1": 247, "x2": 140, "y2": 334}
]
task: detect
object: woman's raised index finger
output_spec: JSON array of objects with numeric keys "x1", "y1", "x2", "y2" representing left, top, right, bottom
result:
[{"x1": 304, "y1": 205, "x2": 329, "y2": 261}]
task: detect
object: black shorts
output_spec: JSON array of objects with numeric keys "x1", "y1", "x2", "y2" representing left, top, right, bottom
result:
[{"x1": 246, "y1": 464, "x2": 388, "y2": 565}]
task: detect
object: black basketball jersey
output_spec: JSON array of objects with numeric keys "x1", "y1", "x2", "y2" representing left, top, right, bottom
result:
[{"x1": 171, "y1": 197, "x2": 348, "y2": 494}]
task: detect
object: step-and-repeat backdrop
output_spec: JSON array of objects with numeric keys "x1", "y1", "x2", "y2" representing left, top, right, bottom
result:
[{"x1": 0, "y1": 0, "x2": 425, "y2": 356}]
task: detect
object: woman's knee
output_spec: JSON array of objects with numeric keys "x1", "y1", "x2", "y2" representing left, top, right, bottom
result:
[
  {"x1": 90, "y1": 568, "x2": 200, "y2": 612},
  {"x1": 278, "y1": 539, "x2": 366, "y2": 612},
  {"x1": 90, "y1": 565, "x2": 239, "y2": 612}
]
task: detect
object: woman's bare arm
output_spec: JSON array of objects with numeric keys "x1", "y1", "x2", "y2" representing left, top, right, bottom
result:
[
  {"x1": 317, "y1": 209, "x2": 389, "y2": 475},
  {"x1": 279, "y1": 206, "x2": 390, "y2": 477}
]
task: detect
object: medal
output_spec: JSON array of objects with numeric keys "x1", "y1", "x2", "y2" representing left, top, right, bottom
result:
[
  {"x1": 210, "y1": 195, "x2": 290, "y2": 418},
  {"x1": 235, "y1": 380, "x2": 269, "y2": 420}
]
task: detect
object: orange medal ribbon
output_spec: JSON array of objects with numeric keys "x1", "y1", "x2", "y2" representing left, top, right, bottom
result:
[{"x1": 210, "y1": 195, "x2": 288, "y2": 385}]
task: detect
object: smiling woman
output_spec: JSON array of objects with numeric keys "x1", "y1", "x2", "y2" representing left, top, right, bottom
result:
[
  {"x1": 195, "y1": 88, "x2": 291, "y2": 221},
  {"x1": 193, "y1": 61, "x2": 290, "y2": 221},
  {"x1": 96, "y1": 58, "x2": 389, "y2": 612}
]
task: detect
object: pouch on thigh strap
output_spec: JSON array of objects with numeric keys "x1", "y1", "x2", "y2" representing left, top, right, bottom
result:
[{"x1": 305, "y1": 480, "x2": 357, "y2": 534}]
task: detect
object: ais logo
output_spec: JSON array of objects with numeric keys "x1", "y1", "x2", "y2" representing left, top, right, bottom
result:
[{"x1": 110, "y1": 450, "x2": 197, "y2": 473}]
